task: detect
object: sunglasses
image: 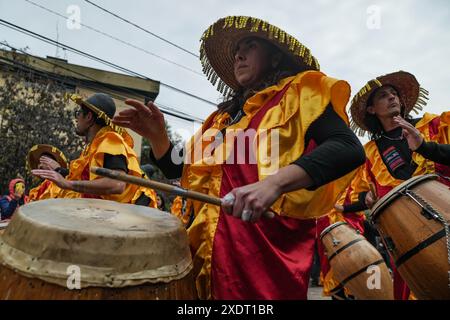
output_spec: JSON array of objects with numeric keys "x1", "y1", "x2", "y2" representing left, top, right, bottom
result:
[{"x1": 74, "y1": 108, "x2": 86, "y2": 118}]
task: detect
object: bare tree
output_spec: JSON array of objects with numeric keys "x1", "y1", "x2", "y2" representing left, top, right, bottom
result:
[{"x1": 0, "y1": 53, "x2": 83, "y2": 192}]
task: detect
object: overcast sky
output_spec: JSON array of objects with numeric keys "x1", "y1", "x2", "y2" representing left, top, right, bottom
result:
[{"x1": 1, "y1": 0, "x2": 449, "y2": 143}]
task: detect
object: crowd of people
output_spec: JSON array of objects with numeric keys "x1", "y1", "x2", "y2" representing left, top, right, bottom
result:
[{"x1": 1, "y1": 15, "x2": 449, "y2": 300}]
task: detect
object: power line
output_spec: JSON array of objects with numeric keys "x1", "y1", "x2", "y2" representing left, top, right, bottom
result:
[
  {"x1": 83, "y1": 0, "x2": 199, "y2": 58},
  {"x1": 0, "y1": 52, "x2": 202, "y2": 124},
  {"x1": 0, "y1": 42, "x2": 205, "y2": 123},
  {"x1": 0, "y1": 18, "x2": 216, "y2": 106},
  {"x1": 23, "y1": 0, "x2": 203, "y2": 76}
]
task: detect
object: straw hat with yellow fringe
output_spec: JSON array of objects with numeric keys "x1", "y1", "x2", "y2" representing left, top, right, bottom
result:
[
  {"x1": 350, "y1": 71, "x2": 429, "y2": 137},
  {"x1": 27, "y1": 144, "x2": 68, "y2": 171},
  {"x1": 200, "y1": 16, "x2": 320, "y2": 97}
]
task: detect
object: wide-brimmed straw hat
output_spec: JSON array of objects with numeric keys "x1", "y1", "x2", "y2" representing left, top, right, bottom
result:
[
  {"x1": 65, "y1": 93, "x2": 123, "y2": 134},
  {"x1": 200, "y1": 16, "x2": 320, "y2": 96},
  {"x1": 350, "y1": 71, "x2": 429, "y2": 136},
  {"x1": 27, "y1": 144, "x2": 68, "y2": 171}
]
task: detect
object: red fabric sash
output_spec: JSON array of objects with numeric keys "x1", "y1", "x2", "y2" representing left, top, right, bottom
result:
[
  {"x1": 34, "y1": 180, "x2": 52, "y2": 200},
  {"x1": 211, "y1": 83, "x2": 317, "y2": 299}
]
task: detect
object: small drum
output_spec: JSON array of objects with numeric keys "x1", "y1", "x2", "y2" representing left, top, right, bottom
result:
[
  {"x1": 0, "y1": 199, "x2": 196, "y2": 299},
  {"x1": 371, "y1": 174, "x2": 450, "y2": 299},
  {"x1": 320, "y1": 221, "x2": 393, "y2": 300}
]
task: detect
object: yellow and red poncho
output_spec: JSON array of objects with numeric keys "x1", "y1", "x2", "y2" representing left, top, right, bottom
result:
[
  {"x1": 28, "y1": 179, "x2": 62, "y2": 201},
  {"x1": 180, "y1": 70, "x2": 355, "y2": 299},
  {"x1": 31, "y1": 126, "x2": 157, "y2": 206}
]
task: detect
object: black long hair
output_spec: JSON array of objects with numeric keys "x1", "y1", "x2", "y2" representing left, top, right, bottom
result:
[{"x1": 217, "y1": 38, "x2": 305, "y2": 116}]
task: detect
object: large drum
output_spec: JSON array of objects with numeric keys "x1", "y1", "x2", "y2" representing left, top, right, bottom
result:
[
  {"x1": 320, "y1": 221, "x2": 393, "y2": 300},
  {"x1": 0, "y1": 199, "x2": 196, "y2": 299},
  {"x1": 371, "y1": 174, "x2": 450, "y2": 299}
]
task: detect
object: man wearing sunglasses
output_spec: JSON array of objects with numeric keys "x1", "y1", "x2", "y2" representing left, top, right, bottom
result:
[{"x1": 32, "y1": 93, "x2": 157, "y2": 207}]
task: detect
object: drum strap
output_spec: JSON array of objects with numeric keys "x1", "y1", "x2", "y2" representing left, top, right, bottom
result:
[
  {"x1": 329, "y1": 259, "x2": 385, "y2": 294},
  {"x1": 396, "y1": 229, "x2": 446, "y2": 267}
]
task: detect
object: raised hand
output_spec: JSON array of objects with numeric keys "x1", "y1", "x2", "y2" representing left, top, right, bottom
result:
[
  {"x1": 39, "y1": 156, "x2": 61, "y2": 171},
  {"x1": 32, "y1": 169, "x2": 71, "y2": 190},
  {"x1": 112, "y1": 99, "x2": 171, "y2": 159}
]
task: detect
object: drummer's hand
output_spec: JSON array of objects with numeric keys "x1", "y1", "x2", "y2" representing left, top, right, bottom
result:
[
  {"x1": 39, "y1": 156, "x2": 61, "y2": 171},
  {"x1": 393, "y1": 116, "x2": 423, "y2": 151},
  {"x1": 112, "y1": 100, "x2": 167, "y2": 141},
  {"x1": 222, "y1": 179, "x2": 281, "y2": 223},
  {"x1": 112, "y1": 99, "x2": 171, "y2": 159},
  {"x1": 334, "y1": 204, "x2": 344, "y2": 212},
  {"x1": 13, "y1": 191, "x2": 23, "y2": 200},
  {"x1": 365, "y1": 191, "x2": 377, "y2": 209},
  {"x1": 31, "y1": 169, "x2": 71, "y2": 190}
]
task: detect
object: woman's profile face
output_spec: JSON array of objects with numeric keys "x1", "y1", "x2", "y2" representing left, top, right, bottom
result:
[{"x1": 233, "y1": 37, "x2": 273, "y2": 88}]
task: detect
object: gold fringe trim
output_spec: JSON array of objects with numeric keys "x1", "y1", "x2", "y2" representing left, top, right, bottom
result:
[
  {"x1": 199, "y1": 16, "x2": 320, "y2": 96},
  {"x1": 412, "y1": 86, "x2": 429, "y2": 115},
  {"x1": 65, "y1": 93, "x2": 123, "y2": 135}
]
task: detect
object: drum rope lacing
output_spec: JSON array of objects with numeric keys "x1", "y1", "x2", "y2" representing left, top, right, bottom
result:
[{"x1": 400, "y1": 189, "x2": 450, "y2": 289}]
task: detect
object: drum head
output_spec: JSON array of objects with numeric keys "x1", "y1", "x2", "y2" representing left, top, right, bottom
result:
[
  {"x1": 370, "y1": 174, "x2": 438, "y2": 222},
  {"x1": 0, "y1": 199, "x2": 192, "y2": 288},
  {"x1": 320, "y1": 221, "x2": 347, "y2": 240}
]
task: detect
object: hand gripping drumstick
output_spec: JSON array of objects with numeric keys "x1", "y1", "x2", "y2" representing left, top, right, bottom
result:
[{"x1": 91, "y1": 167, "x2": 274, "y2": 219}]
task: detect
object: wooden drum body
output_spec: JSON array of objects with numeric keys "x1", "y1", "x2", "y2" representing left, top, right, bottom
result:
[
  {"x1": 0, "y1": 220, "x2": 9, "y2": 236},
  {"x1": 320, "y1": 222, "x2": 393, "y2": 300},
  {"x1": 0, "y1": 199, "x2": 196, "y2": 299},
  {"x1": 371, "y1": 174, "x2": 450, "y2": 300}
]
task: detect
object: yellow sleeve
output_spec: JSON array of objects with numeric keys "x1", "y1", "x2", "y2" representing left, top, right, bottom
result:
[{"x1": 90, "y1": 132, "x2": 142, "y2": 180}]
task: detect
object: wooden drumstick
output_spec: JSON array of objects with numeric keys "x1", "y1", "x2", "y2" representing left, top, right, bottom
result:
[{"x1": 91, "y1": 166, "x2": 275, "y2": 219}]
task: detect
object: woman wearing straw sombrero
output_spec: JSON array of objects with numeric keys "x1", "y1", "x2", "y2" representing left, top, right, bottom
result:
[
  {"x1": 113, "y1": 16, "x2": 365, "y2": 299},
  {"x1": 333, "y1": 70, "x2": 450, "y2": 299}
]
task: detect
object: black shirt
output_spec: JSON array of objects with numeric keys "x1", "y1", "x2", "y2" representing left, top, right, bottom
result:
[
  {"x1": 55, "y1": 154, "x2": 129, "y2": 177},
  {"x1": 150, "y1": 105, "x2": 366, "y2": 190}
]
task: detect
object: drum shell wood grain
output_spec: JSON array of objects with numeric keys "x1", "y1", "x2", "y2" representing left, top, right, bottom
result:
[
  {"x1": 321, "y1": 222, "x2": 393, "y2": 300},
  {"x1": 0, "y1": 265, "x2": 196, "y2": 300}
]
